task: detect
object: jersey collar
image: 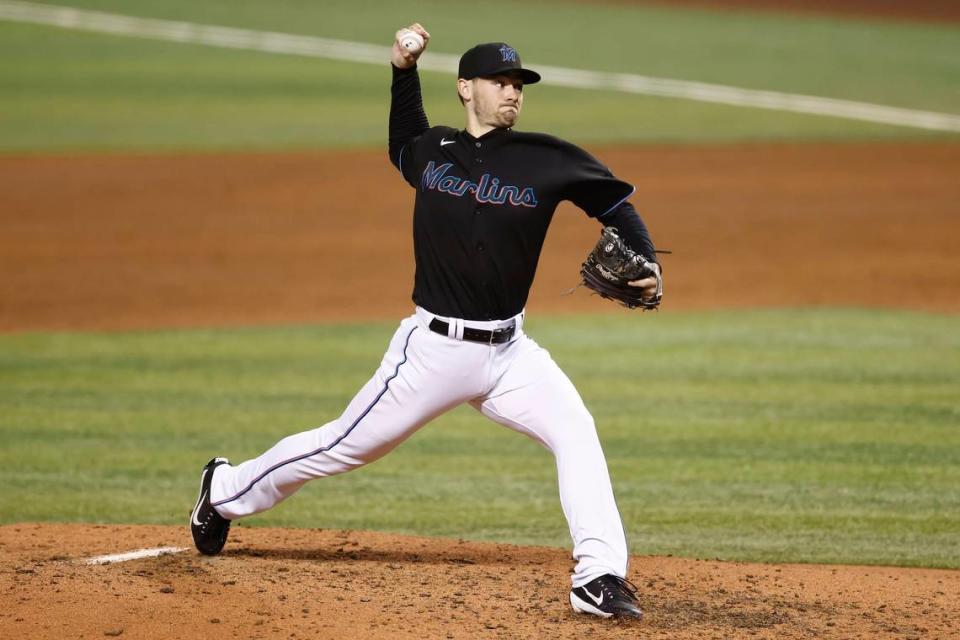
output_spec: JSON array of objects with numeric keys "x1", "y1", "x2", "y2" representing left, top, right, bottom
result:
[{"x1": 461, "y1": 127, "x2": 513, "y2": 145}]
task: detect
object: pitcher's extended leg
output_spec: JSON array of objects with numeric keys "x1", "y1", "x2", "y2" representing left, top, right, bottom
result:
[
  {"x1": 211, "y1": 317, "x2": 482, "y2": 519},
  {"x1": 473, "y1": 335, "x2": 628, "y2": 587}
]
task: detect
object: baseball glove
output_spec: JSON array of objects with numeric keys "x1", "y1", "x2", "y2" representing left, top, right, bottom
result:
[{"x1": 581, "y1": 227, "x2": 662, "y2": 310}]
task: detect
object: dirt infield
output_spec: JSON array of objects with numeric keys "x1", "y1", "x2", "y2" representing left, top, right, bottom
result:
[
  {"x1": 2, "y1": 524, "x2": 958, "y2": 640},
  {"x1": 1, "y1": 142, "x2": 958, "y2": 332}
]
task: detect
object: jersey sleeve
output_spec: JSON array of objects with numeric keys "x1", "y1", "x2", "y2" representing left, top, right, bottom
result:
[
  {"x1": 558, "y1": 143, "x2": 636, "y2": 219},
  {"x1": 388, "y1": 64, "x2": 430, "y2": 188},
  {"x1": 552, "y1": 139, "x2": 657, "y2": 259}
]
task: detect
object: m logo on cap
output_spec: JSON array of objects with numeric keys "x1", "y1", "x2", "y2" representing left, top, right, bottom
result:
[{"x1": 457, "y1": 42, "x2": 541, "y2": 84}]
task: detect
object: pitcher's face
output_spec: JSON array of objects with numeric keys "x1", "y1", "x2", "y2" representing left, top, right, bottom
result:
[{"x1": 461, "y1": 73, "x2": 524, "y2": 129}]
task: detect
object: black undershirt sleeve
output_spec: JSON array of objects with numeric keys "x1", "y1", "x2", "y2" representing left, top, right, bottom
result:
[
  {"x1": 600, "y1": 201, "x2": 658, "y2": 263},
  {"x1": 388, "y1": 64, "x2": 429, "y2": 173}
]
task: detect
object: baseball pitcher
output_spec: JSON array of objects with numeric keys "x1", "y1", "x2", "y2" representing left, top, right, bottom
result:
[{"x1": 191, "y1": 24, "x2": 662, "y2": 620}]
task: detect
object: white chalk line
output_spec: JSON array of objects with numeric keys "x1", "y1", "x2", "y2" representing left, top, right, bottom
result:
[
  {"x1": 83, "y1": 546, "x2": 188, "y2": 565},
  {"x1": 1, "y1": 0, "x2": 959, "y2": 133}
]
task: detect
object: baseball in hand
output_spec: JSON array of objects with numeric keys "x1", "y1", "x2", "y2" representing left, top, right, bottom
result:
[{"x1": 399, "y1": 30, "x2": 424, "y2": 54}]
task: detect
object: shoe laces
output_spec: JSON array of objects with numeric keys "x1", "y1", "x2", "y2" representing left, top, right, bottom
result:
[{"x1": 600, "y1": 575, "x2": 639, "y2": 603}]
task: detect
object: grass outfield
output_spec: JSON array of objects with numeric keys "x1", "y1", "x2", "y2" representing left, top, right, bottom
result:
[
  {"x1": 1, "y1": 309, "x2": 957, "y2": 568},
  {"x1": 1, "y1": 1, "x2": 959, "y2": 151}
]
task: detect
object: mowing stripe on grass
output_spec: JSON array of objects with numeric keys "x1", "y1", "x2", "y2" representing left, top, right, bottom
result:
[
  {"x1": 2, "y1": 0, "x2": 959, "y2": 133},
  {"x1": 83, "y1": 546, "x2": 187, "y2": 565}
]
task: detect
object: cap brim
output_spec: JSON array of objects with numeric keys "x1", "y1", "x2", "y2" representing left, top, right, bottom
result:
[
  {"x1": 518, "y1": 69, "x2": 541, "y2": 84},
  {"x1": 481, "y1": 66, "x2": 542, "y2": 85}
]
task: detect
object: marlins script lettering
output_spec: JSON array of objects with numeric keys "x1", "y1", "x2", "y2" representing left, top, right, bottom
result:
[{"x1": 421, "y1": 161, "x2": 539, "y2": 208}]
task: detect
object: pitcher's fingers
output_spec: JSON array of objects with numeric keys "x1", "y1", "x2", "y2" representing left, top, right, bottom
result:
[
  {"x1": 408, "y1": 23, "x2": 430, "y2": 41},
  {"x1": 628, "y1": 276, "x2": 656, "y2": 289}
]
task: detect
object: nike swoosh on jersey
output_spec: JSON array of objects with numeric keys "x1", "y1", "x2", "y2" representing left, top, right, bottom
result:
[{"x1": 440, "y1": 138, "x2": 456, "y2": 146}]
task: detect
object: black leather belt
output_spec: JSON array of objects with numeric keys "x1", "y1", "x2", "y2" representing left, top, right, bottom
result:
[{"x1": 428, "y1": 318, "x2": 516, "y2": 345}]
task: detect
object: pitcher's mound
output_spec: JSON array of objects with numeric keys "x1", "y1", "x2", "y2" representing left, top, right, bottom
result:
[{"x1": 2, "y1": 523, "x2": 957, "y2": 639}]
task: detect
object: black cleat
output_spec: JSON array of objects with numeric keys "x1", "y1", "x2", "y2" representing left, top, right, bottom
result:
[
  {"x1": 190, "y1": 457, "x2": 231, "y2": 555},
  {"x1": 570, "y1": 574, "x2": 643, "y2": 619}
]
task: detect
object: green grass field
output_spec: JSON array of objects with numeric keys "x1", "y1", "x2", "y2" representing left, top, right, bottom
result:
[
  {"x1": 2, "y1": 0, "x2": 958, "y2": 571},
  {"x1": 1, "y1": 0, "x2": 958, "y2": 151},
  {"x1": 2, "y1": 310, "x2": 958, "y2": 568}
]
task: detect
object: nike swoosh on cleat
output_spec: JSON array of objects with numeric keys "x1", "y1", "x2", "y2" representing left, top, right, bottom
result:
[
  {"x1": 440, "y1": 138, "x2": 455, "y2": 146},
  {"x1": 191, "y1": 469, "x2": 209, "y2": 526},
  {"x1": 584, "y1": 586, "x2": 604, "y2": 606},
  {"x1": 191, "y1": 491, "x2": 207, "y2": 526}
]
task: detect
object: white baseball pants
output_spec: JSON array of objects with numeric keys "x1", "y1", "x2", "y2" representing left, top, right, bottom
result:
[{"x1": 210, "y1": 307, "x2": 628, "y2": 587}]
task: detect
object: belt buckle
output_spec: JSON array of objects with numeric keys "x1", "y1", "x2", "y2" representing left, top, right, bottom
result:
[{"x1": 490, "y1": 322, "x2": 514, "y2": 345}]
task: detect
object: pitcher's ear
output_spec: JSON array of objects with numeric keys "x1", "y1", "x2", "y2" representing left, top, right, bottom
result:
[{"x1": 457, "y1": 78, "x2": 472, "y2": 103}]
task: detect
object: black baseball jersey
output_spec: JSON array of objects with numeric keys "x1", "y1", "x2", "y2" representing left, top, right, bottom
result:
[{"x1": 389, "y1": 65, "x2": 655, "y2": 321}]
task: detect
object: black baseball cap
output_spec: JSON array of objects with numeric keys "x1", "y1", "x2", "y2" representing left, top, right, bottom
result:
[{"x1": 458, "y1": 42, "x2": 541, "y2": 85}]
